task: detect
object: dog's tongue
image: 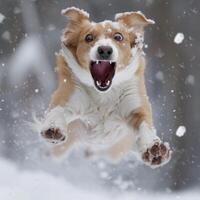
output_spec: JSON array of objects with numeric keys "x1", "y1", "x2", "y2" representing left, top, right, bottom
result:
[{"x1": 90, "y1": 61, "x2": 115, "y2": 84}]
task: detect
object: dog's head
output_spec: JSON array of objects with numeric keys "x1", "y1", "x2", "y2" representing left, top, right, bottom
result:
[{"x1": 61, "y1": 7, "x2": 154, "y2": 92}]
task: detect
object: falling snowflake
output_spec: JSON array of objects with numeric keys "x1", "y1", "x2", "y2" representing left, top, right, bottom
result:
[
  {"x1": 0, "y1": 13, "x2": 5, "y2": 23},
  {"x1": 155, "y1": 71, "x2": 164, "y2": 82},
  {"x1": 174, "y1": 33, "x2": 184, "y2": 44},
  {"x1": 14, "y1": 7, "x2": 21, "y2": 14},
  {"x1": 176, "y1": 126, "x2": 186, "y2": 137},
  {"x1": 2, "y1": 31, "x2": 11, "y2": 41},
  {"x1": 35, "y1": 89, "x2": 39, "y2": 93},
  {"x1": 100, "y1": 171, "x2": 109, "y2": 179},
  {"x1": 185, "y1": 75, "x2": 195, "y2": 85},
  {"x1": 47, "y1": 24, "x2": 56, "y2": 31}
]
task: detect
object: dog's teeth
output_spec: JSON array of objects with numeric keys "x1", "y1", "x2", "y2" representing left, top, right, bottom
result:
[
  {"x1": 96, "y1": 81, "x2": 101, "y2": 86},
  {"x1": 106, "y1": 80, "x2": 110, "y2": 86},
  {"x1": 109, "y1": 61, "x2": 112, "y2": 64},
  {"x1": 96, "y1": 60, "x2": 99, "y2": 64}
]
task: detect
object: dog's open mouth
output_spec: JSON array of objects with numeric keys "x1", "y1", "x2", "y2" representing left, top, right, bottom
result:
[{"x1": 90, "y1": 60, "x2": 116, "y2": 91}]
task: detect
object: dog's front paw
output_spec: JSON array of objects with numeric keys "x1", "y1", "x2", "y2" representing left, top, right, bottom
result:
[
  {"x1": 41, "y1": 128, "x2": 66, "y2": 144},
  {"x1": 142, "y1": 141, "x2": 172, "y2": 168}
]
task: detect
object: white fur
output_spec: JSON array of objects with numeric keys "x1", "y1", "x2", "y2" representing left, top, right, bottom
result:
[
  {"x1": 40, "y1": 75, "x2": 142, "y2": 150},
  {"x1": 41, "y1": 73, "x2": 143, "y2": 151},
  {"x1": 42, "y1": 107, "x2": 66, "y2": 130},
  {"x1": 89, "y1": 38, "x2": 118, "y2": 62},
  {"x1": 61, "y1": 43, "x2": 140, "y2": 90},
  {"x1": 38, "y1": 11, "x2": 172, "y2": 167},
  {"x1": 61, "y1": 43, "x2": 93, "y2": 87},
  {"x1": 50, "y1": 23, "x2": 153, "y2": 152},
  {"x1": 118, "y1": 78, "x2": 141, "y2": 118},
  {"x1": 135, "y1": 122, "x2": 172, "y2": 168},
  {"x1": 99, "y1": 20, "x2": 122, "y2": 29},
  {"x1": 112, "y1": 48, "x2": 140, "y2": 86},
  {"x1": 59, "y1": 40, "x2": 144, "y2": 150},
  {"x1": 136, "y1": 122, "x2": 160, "y2": 153}
]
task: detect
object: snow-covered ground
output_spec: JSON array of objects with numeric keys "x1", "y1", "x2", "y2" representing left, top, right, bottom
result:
[{"x1": 0, "y1": 158, "x2": 199, "y2": 200}]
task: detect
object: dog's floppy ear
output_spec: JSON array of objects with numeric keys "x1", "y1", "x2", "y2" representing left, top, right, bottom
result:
[
  {"x1": 61, "y1": 7, "x2": 90, "y2": 49},
  {"x1": 115, "y1": 11, "x2": 154, "y2": 48},
  {"x1": 115, "y1": 11, "x2": 154, "y2": 33},
  {"x1": 61, "y1": 7, "x2": 90, "y2": 23}
]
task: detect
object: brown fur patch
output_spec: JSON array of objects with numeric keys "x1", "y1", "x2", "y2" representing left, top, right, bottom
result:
[
  {"x1": 49, "y1": 53, "x2": 74, "y2": 109},
  {"x1": 62, "y1": 8, "x2": 90, "y2": 59},
  {"x1": 47, "y1": 8, "x2": 156, "y2": 160},
  {"x1": 129, "y1": 57, "x2": 153, "y2": 130},
  {"x1": 116, "y1": 12, "x2": 154, "y2": 33},
  {"x1": 131, "y1": 107, "x2": 147, "y2": 129},
  {"x1": 62, "y1": 19, "x2": 136, "y2": 72},
  {"x1": 116, "y1": 12, "x2": 154, "y2": 49},
  {"x1": 116, "y1": 12, "x2": 150, "y2": 27}
]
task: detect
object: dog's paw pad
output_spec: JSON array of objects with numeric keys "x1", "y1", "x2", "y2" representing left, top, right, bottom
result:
[
  {"x1": 41, "y1": 128, "x2": 66, "y2": 144},
  {"x1": 142, "y1": 141, "x2": 172, "y2": 167}
]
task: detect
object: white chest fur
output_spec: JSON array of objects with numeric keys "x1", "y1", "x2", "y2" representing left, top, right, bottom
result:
[{"x1": 62, "y1": 77, "x2": 141, "y2": 149}]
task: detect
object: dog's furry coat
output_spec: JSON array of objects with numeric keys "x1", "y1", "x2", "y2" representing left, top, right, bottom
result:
[{"x1": 39, "y1": 7, "x2": 171, "y2": 167}]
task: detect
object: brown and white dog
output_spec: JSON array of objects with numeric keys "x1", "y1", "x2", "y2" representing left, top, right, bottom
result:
[{"x1": 39, "y1": 7, "x2": 172, "y2": 168}]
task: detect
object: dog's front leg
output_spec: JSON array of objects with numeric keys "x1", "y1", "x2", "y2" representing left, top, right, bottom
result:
[
  {"x1": 40, "y1": 53, "x2": 75, "y2": 144},
  {"x1": 130, "y1": 107, "x2": 172, "y2": 168},
  {"x1": 40, "y1": 106, "x2": 67, "y2": 144}
]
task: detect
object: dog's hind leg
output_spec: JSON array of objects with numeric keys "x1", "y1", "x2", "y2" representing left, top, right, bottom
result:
[
  {"x1": 105, "y1": 133, "x2": 136, "y2": 163},
  {"x1": 84, "y1": 133, "x2": 136, "y2": 163}
]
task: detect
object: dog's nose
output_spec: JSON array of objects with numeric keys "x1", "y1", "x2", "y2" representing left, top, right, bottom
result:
[{"x1": 97, "y1": 46, "x2": 113, "y2": 60}]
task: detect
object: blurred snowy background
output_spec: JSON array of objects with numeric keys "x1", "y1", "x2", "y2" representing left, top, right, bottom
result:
[{"x1": 0, "y1": 0, "x2": 200, "y2": 199}]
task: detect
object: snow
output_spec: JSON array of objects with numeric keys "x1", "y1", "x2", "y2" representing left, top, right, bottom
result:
[
  {"x1": 47, "y1": 24, "x2": 56, "y2": 31},
  {"x1": 99, "y1": 20, "x2": 121, "y2": 29},
  {"x1": 135, "y1": 33, "x2": 144, "y2": 49},
  {"x1": 0, "y1": 158, "x2": 199, "y2": 200},
  {"x1": 113, "y1": 176, "x2": 133, "y2": 190},
  {"x1": 2, "y1": 31, "x2": 11, "y2": 41},
  {"x1": 100, "y1": 171, "x2": 110, "y2": 179},
  {"x1": 0, "y1": 3, "x2": 198, "y2": 199},
  {"x1": 61, "y1": 7, "x2": 89, "y2": 18},
  {"x1": 185, "y1": 75, "x2": 195, "y2": 85},
  {"x1": 155, "y1": 71, "x2": 164, "y2": 82},
  {"x1": 97, "y1": 161, "x2": 106, "y2": 169},
  {"x1": 34, "y1": 89, "x2": 39, "y2": 93},
  {"x1": 0, "y1": 13, "x2": 5, "y2": 23},
  {"x1": 174, "y1": 33, "x2": 184, "y2": 44},
  {"x1": 176, "y1": 126, "x2": 186, "y2": 137},
  {"x1": 14, "y1": 7, "x2": 21, "y2": 14},
  {"x1": 8, "y1": 36, "x2": 54, "y2": 93},
  {"x1": 170, "y1": 90, "x2": 174, "y2": 93}
]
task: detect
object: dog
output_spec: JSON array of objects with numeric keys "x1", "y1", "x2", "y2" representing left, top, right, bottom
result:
[{"x1": 39, "y1": 7, "x2": 172, "y2": 168}]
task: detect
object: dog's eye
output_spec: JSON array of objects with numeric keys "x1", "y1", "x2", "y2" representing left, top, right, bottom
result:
[
  {"x1": 114, "y1": 33, "x2": 123, "y2": 41},
  {"x1": 85, "y1": 34, "x2": 94, "y2": 42}
]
